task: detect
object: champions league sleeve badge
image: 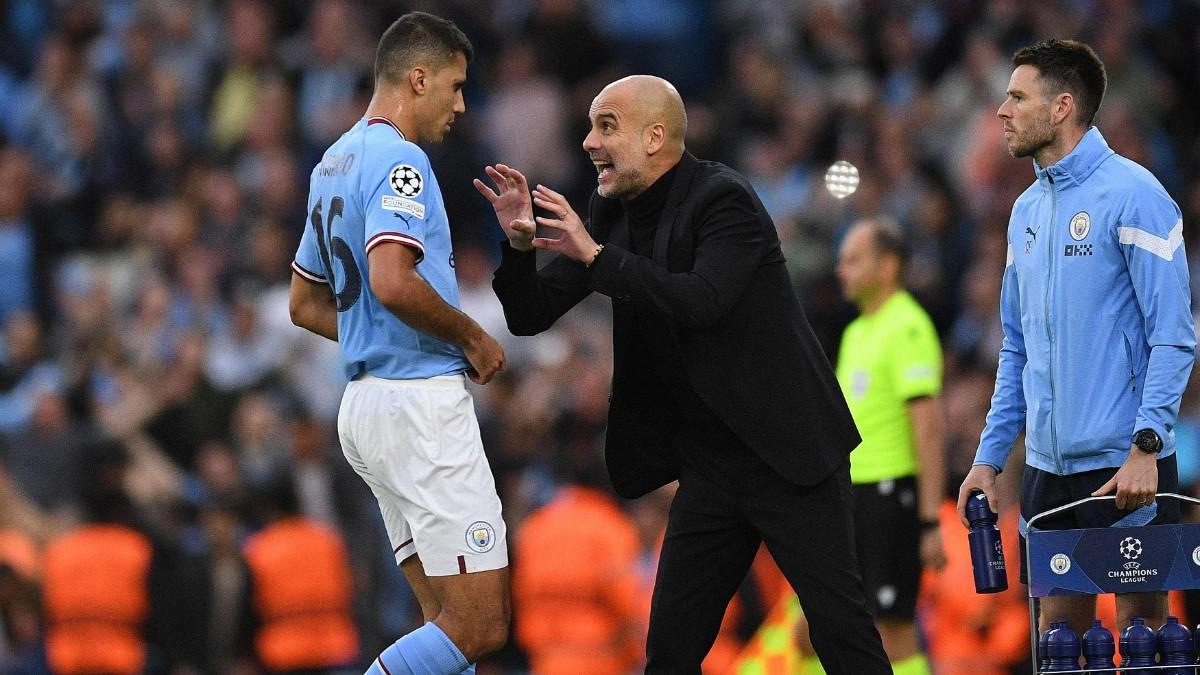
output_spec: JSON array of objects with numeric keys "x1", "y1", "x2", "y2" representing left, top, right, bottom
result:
[{"x1": 389, "y1": 164, "x2": 424, "y2": 198}]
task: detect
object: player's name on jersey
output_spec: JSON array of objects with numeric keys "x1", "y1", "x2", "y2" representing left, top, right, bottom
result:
[{"x1": 316, "y1": 152, "x2": 357, "y2": 178}]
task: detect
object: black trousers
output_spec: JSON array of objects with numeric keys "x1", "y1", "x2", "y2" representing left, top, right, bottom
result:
[{"x1": 644, "y1": 426, "x2": 891, "y2": 674}]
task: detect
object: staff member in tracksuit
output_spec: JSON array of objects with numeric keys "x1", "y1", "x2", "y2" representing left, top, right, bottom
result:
[{"x1": 957, "y1": 38, "x2": 1195, "y2": 641}]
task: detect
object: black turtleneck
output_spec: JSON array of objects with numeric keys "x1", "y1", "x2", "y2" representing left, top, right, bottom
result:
[
  {"x1": 624, "y1": 162, "x2": 679, "y2": 256},
  {"x1": 620, "y1": 162, "x2": 727, "y2": 433}
]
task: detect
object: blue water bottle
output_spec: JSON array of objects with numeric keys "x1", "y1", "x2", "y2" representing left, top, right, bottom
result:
[
  {"x1": 1158, "y1": 616, "x2": 1194, "y2": 674},
  {"x1": 1120, "y1": 618, "x2": 1158, "y2": 673},
  {"x1": 966, "y1": 491, "x2": 1007, "y2": 593},
  {"x1": 1040, "y1": 621, "x2": 1055, "y2": 671},
  {"x1": 1083, "y1": 619, "x2": 1116, "y2": 672},
  {"x1": 1045, "y1": 622, "x2": 1082, "y2": 671},
  {"x1": 1040, "y1": 620, "x2": 1062, "y2": 671}
]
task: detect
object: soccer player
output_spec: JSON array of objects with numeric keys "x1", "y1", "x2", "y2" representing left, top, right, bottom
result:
[
  {"x1": 796, "y1": 217, "x2": 946, "y2": 675},
  {"x1": 958, "y1": 39, "x2": 1195, "y2": 639},
  {"x1": 288, "y1": 12, "x2": 509, "y2": 675}
]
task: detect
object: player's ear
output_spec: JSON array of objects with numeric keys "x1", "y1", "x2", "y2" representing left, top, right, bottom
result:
[
  {"x1": 1051, "y1": 91, "x2": 1074, "y2": 126},
  {"x1": 408, "y1": 66, "x2": 428, "y2": 96}
]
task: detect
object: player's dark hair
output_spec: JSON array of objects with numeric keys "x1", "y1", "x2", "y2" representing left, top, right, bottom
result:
[
  {"x1": 1012, "y1": 39, "x2": 1107, "y2": 127},
  {"x1": 375, "y1": 11, "x2": 473, "y2": 85}
]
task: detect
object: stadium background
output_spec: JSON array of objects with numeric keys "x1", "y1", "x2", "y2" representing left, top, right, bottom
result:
[{"x1": 2, "y1": 0, "x2": 1200, "y2": 673}]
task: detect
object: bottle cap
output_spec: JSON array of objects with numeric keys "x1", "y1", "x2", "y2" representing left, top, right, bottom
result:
[
  {"x1": 965, "y1": 491, "x2": 996, "y2": 522},
  {"x1": 1158, "y1": 615, "x2": 1193, "y2": 647}
]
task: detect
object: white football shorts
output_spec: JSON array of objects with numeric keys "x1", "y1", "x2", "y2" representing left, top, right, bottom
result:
[{"x1": 337, "y1": 373, "x2": 508, "y2": 576}]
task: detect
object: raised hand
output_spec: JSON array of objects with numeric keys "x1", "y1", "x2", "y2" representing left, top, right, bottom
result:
[
  {"x1": 530, "y1": 184, "x2": 599, "y2": 264},
  {"x1": 474, "y1": 164, "x2": 534, "y2": 251}
]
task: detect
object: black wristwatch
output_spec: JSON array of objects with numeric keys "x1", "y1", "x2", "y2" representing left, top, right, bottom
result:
[{"x1": 1133, "y1": 428, "x2": 1163, "y2": 454}]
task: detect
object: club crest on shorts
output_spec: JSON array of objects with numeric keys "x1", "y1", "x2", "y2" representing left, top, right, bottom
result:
[
  {"x1": 466, "y1": 521, "x2": 496, "y2": 553},
  {"x1": 1069, "y1": 211, "x2": 1090, "y2": 241},
  {"x1": 389, "y1": 164, "x2": 423, "y2": 198}
]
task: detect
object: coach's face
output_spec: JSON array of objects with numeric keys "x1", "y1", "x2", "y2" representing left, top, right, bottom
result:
[
  {"x1": 417, "y1": 51, "x2": 467, "y2": 143},
  {"x1": 582, "y1": 85, "x2": 651, "y2": 200},
  {"x1": 997, "y1": 64, "x2": 1056, "y2": 160}
]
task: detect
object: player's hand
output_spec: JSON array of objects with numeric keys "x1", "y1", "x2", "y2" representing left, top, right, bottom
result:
[
  {"x1": 462, "y1": 330, "x2": 506, "y2": 385},
  {"x1": 920, "y1": 528, "x2": 947, "y2": 570},
  {"x1": 474, "y1": 164, "x2": 534, "y2": 251},
  {"x1": 956, "y1": 464, "x2": 998, "y2": 527},
  {"x1": 531, "y1": 184, "x2": 598, "y2": 263},
  {"x1": 1092, "y1": 446, "x2": 1158, "y2": 510}
]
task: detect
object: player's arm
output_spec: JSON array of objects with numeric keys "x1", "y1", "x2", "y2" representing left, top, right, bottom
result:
[
  {"x1": 1121, "y1": 197, "x2": 1195, "y2": 446},
  {"x1": 289, "y1": 272, "x2": 338, "y2": 341},
  {"x1": 959, "y1": 245, "x2": 1026, "y2": 525},
  {"x1": 369, "y1": 242, "x2": 505, "y2": 384},
  {"x1": 909, "y1": 395, "x2": 947, "y2": 569},
  {"x1": 1092, "y1": 193, "x2": 1195, "y2": 508},
  {"x1": 909, "y1": 396, "x2": 945, "y2": 524}
]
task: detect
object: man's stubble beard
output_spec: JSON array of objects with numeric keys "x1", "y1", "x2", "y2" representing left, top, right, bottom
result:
[
  {"x1": 1011, "y1": 111, "x2": 1056, "y2": 160},
  {"x1": 600, "y1": 167, "x2": 650, "y2": 200}
]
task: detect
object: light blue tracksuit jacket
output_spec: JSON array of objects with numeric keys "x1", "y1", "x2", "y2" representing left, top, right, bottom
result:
[{"x1": 975, "y1": 127, "x2": 1195, "y2": 476}]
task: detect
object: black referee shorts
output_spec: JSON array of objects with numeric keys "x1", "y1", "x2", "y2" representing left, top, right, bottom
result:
[
  {"x1": 1018, "y1": 453, "x2": 1179, "y2": 584},
  {"x1": 852, "y1": 476, "x2": 921, "y2": 620}
]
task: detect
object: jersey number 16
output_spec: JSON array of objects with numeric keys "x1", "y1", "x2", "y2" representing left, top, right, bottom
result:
[{"x1": 310, "y1": 196, "x2": 362, "y2": 312}]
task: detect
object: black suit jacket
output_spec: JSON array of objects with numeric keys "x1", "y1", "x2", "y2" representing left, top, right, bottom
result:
[{"x1": 493, "y1": 152, "x2": 860, "y2": 498}]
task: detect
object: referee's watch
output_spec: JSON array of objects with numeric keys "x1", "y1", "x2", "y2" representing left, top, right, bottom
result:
[{"x1": 1133, "y1": 428, "x2": 1163, "y2": 455}]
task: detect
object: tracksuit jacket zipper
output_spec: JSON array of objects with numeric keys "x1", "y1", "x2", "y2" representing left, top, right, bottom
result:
[{"x1": 1046, "y1": 174, "x2": 1062, "y2": 473}]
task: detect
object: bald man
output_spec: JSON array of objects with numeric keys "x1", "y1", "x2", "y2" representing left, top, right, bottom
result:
[{"x1": 476, "y1": 76, "x2": 890, "y2": 674}]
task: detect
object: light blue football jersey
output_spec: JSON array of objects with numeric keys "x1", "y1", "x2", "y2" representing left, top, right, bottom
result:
[{"x1": 292, "y1": 116, "x2": 469, "y2": 381}]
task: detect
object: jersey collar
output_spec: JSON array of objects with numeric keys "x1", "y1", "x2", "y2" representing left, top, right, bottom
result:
[{"x1": 366, "y1": 116, "x2": 406, "y2": 140}]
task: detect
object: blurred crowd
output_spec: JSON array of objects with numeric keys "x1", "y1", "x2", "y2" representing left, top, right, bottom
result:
[{"x1": 3, "y1": 0, "x2": 1200, "y2": 673}]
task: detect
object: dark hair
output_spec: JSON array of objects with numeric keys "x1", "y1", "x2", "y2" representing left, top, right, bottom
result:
[
  {"x1": 1012, "y1": 39, "x2": 1107, "y2": 127},
  {"x1": 375, "y1": 11, "x2": 473, "y2": 85}
]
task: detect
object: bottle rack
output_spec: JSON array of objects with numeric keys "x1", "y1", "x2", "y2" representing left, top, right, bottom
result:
[{"x1": 1026, "y1": 492, "x2": 1200, "y2": 674}]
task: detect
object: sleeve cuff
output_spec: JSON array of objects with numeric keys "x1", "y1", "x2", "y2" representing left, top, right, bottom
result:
[
  {"x1": 291, "y1": 261, "x2": 326, "y2": 283},
  {"x1": 1133, "y1": 418, "x2": 1169, "y2": 444},
  {"x1": 367, "y1": 231, "x2": 425, "y2": 263},
  {"x1": 973, "y1": 460, "x2": 1004, "y2": 474},
  {"x1": 587, "y1": 243, "x2": 631, "y2": 299},
  {"x1": 493, "y1": 241, "x2": 537, "y2": 284}
]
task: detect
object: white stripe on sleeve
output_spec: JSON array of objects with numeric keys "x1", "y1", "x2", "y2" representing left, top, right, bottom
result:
[{"x1": 1117, "y1": 218, "x2": 1184, "y2": 262}]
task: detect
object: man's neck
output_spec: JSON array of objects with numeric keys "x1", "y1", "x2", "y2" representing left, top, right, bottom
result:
[
  {"x1": 858, "y1": 286, "x2": 899, "y2": 316},
  {"x1": 364, "y1": 92, "x2": 416, "y2": 143},
  {"x1": 1034, "y1": 125, "x2": 1087, "y2": 170},
  {"x1": 623, "y1": 153, "x2": 684, "y2": 201}
]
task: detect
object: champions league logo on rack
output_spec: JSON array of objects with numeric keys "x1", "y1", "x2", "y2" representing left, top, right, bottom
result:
[
  {"x1": 1109, "y1": 537, "x2": 1158, "y2": 584},
  {"x1": 1120, "y1": 537, "x2": 1142, "y2": 560}
]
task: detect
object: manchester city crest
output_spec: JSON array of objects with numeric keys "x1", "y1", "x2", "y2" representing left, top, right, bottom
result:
[
  {"x1": 466, "y1": 521, "x2": 496, "y2": 553},
  {"x1": 1069, "y1": 211, "x2": 1091, "y2": 241}
]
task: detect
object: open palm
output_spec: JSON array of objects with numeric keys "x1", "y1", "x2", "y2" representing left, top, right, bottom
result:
[{"x1": 474, "y1": 164, "x2": 534, "y2": 250}]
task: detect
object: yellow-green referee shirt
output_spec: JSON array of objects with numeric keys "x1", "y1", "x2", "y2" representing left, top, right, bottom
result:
[{"x1": 837, "y1": 290, "x2": 942, "y2": 484}]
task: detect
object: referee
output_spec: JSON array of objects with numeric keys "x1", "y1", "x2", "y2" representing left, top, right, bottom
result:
[{"x1": 797, "y1": 218, "x2": 946, "y2": 675}]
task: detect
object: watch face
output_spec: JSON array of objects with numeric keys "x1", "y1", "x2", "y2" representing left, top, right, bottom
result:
[{"x1": 1135, "y1": 430, "x2": 1162, "y2": 453}]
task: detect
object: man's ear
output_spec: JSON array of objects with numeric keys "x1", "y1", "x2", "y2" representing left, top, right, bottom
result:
[
  {"x1": 1051, "y1": 92, "x2": 1075, "y2": 126},
  {"x1": 408, "y1": 66, "x2": 428, "y2": 96},
  {"x1": 644, "y1": 122, "x2": 666, "y2": 156}
]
